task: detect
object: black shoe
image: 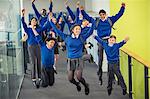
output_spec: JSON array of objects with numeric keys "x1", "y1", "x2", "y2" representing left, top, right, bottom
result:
[
  {"x1": 89, "y1": 54, "x2": 94, "y2": 63},
  {"x1": 76, "y1": 82, "x2": 81, "y2": 92},
  {"x1": 107, "y1": 88, "x2": 112, "y2": 96},
  {"x1": 85, "y1": 83, "x2": 90, "y2": 95},
  {"x1": 36, "y1": 78, "x2": 41, "y2": 89},
  {"x1": 54, "y1": 69, "x2": 58, "y2": 74},
  {"x1": 123, "y1": 89, "x2": 127, "y2": 95}
]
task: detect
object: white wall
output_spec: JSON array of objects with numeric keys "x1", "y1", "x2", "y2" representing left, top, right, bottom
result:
[{"x1": 23, "y1": 0, "x2": 85, "y2": 22}]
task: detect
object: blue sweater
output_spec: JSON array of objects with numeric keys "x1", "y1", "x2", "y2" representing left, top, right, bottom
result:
[
  {"x1": 50, "y1": 20, "x2": 94, "y2": 59},
  {"x1": 81, "y1": 6, "x2": 125, "y2": 38},
  {"x1": 32, "y1": 2, "x2": 53, "y2": 27},
  {"x1": 95, "y1": 36, "x2": 126, "y2": 63},
  {"x1": 21, "y1": 17, "x2": 42, "y2": 46},
  {"x1": 36, "y1": 35, "x2": 55, "y2": 68}
]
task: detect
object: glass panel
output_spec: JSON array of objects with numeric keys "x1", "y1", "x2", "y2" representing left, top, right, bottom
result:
[
  {"x1": 120, "y1": 51, "x2": 129, "y2": 92},
  {"x1": 132, "y1": 59, "x2": 144, "y2": 99},
  {"x1": 0, "y1": 0, "x2": 24, "y2": 99}
]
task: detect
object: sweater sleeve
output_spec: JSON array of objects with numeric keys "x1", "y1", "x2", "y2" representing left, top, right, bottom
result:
[
  {"x1": 66, "y1": 6, "x2": 75, "y2": 21},
  {"x1": 49, "y1": 1, "x2": 53, "y2": 12},
  {"x1": 32, "y1": 2, "x2": 41, "y2": 19},
  {"x1": 81, "y1": 10, "x2": 95, "y2": 23},
  {"x1": 21, "y1": 17, "x2": 28, "y2": 34},
  {"x1": 94, "y1": 36, "x2": 105, "y2": 46},
  {"x1": 117, "y1": 40, "x2": 126, "y2": 48},
  {"x1": 57, "y1": 12, "x2": 62, "y2": 23},
  {"x1": 109, "y1": 6, "x2": 125, "y2": 24},
  {"x1": 49, "y1": 20, "x2": 67, "y2": 40},
  {"x1": 35, "y1": 35, "x2": 45, "y2": 46},
  {"x1": 82, "y1": 18, "x2": 95, "y2": 40}
]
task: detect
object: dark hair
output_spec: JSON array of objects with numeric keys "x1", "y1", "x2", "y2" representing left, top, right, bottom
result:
[
  {"x1": 45, "y1": 37, "x2": 56, "y2": 42},
  {"x1": 41, "y1": 9, "x2": 47, "y2": 13},
  {"x1": 99, "y1": 9, "x2": 106, "y2": 14},
  {"x1": 70, "y1": 24, "x2": 81, "y2": 33},
  {"x1": 109, "y1": 35, "x2": 116, "y2": 39},
  {"x1": 29, "y1": 17, "x2": 38, "y2": 25}
]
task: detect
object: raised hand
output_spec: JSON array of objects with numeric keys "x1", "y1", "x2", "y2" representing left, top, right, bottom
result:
[
  {"x1": 76, "y1": 1, "x2": 80, "y2": 8},
  {"x1": 50, "y1": 0, "x2": 53, "y2": 3},
  {"x1": 64, "y1": 0, "x2": 69, "y2": 7},
  {"x1": 32, "y1": 0, "x2": 35, "y2": 3},
  {"x1": 22, "y1": 9, "x2": 25, "y2": 16},
  {"x1": 124, "y1": 36, "x2": 129, "y2": 42},
  {"x1": 121, "y1": 2, "x2": 125, "y2": 7}
]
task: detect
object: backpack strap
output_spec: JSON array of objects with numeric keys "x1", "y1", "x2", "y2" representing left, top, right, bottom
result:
[
  {"x1": 107, "y1": 18, "x2": 116, "y2": 30},
  {"x1": 96, "y1": 17, "x2": 100, "y2": 29}
]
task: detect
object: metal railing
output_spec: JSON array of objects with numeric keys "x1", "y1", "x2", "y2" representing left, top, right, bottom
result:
[{"x1": 120, "y1": 48, "x2": 150, "y2": 99}]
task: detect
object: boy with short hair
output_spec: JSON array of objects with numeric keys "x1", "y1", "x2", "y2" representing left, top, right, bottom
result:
[
  {"x1": 32, "y1": 28, "x2": 56, "y2": 88},
  {"x1": 94, "y1": 35, "x2": 129, "y2": 95}
]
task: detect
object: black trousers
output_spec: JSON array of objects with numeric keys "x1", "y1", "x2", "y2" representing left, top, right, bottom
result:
[
  {"x1": 41, "y1": 67, "x2": 55, "y2": 87},
  {"x1": 107, "y1": 62, "x2": 127, "y2": 90}
]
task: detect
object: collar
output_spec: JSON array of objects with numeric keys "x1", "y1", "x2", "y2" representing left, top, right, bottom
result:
[
  {"x1": 108, "y1": 43, "x2": 114, "y2": 47},
  {"x1": 71, "y1": 33, "x2": 79, "y2": 39}
]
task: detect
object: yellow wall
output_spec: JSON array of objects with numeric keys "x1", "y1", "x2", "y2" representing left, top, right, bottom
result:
[{"x1": 110, "y1": 0, "x2": 150, "y2": 63}]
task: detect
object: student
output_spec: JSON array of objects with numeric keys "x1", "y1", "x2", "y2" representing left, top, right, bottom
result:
[
  {"x1": 32, "y1": 0, "x2": 53, "y2": 27},
  {"x1": 94, "y1": 35, "x2": 129, "y2": 95},
  {"x1": 32, "y1": 28, "x2": 56, "y2": 88},
  {"x1": 21, "y1": 9, "x2": 41, "y2": 88},
  {"x1": 81, "y1": 3, "x2": 126, "y2": 85},
  {"x1": 49, "y1": 14, "x2": 95, "y2": 95}
]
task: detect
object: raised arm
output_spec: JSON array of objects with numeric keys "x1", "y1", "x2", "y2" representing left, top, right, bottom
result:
[
  {"x1": 82, "y1": 18, "x2": 95, "y2": 40},
  {"x1": 21, "y1": 9, "x2": 28, "y2": 34},
  {"x1": 94, "y1": 36, "x2": 105, "y2": 46},
  {"x1": 32, "y1": 28, "x2": 45, "y2": 46},
  {"x1": 49, "y1": 17, "x2": 67, "y2": 40},
  {"x1": 49, "y1": 0, "x2": 53, "y2": 12},
  {"x1": 81, "y1": 8, "x2": 95, "y2": 23},
  {"x1": 32, "y1": 0, "x2": 41, "y2": 19},
  {"x1": 57, "y1": 12, "x2": 62, "y2": 23},
  {"x1": 65, "y1": 0, "x2": 75, "y2": 21},
  {"x1": 117, "y1": 36, "x2": 129, "y2": 48},
  {"x1": 109, "y1": 3, "x2": 125, "y2": 24}
]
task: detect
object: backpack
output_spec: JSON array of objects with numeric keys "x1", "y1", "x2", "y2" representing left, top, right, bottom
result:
[{"x1": 96, "y1": 17, "x2": 116, "y2": 30}]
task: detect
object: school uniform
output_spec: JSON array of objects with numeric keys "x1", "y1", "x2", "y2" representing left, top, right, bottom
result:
[
  {"x1": 94, "y1": 36, "x2": 127, "y2": 92},
  {"x1": 49, "y1": 19, "x2": 94, "y2": 70},
  {"x1": 21, "y1": 17, "x2": 41, "y2": 80},
  {"x1": 35, "y1": 35, "x2": 56, "y2": 87},
  {"x1": 81, "y1": 6, "x2": 125, "y2": 82}
]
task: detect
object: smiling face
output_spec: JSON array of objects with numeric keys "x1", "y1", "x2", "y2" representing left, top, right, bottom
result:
[
  {"x1": 41, "y1": 9, "x2": 47, "y2": 16},
  {"x1": 52, "y1": 17, "x2": 57, "y2": 24},
  {"x1": 30, "y1": 18, "x2": 37, "y2": 27},
  {"x1": 99, "y1": 13, "x2": 107, "y2": 20},
  {"x1": 72, "y1": 25, "x2": 81, "y2": 36},
  {"x1": 46, "y1": 40, "x2": 55, "y2": 49},
  {"x1": 82, "y1": 20, "x2": 89, "y2": 27},
  {"x1": 108, "y1": 37, "x2": 116, "y2": 45}
]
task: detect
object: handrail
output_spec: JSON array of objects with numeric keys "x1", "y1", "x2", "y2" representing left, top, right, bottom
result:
[{"x1": 120, "y1": 47, "x2": 150, "y2": 68}]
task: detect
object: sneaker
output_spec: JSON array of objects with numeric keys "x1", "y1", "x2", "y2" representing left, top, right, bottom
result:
[
  {"x1": 107, "y1": 88, "x2": 112, "y2": 96},
  {"x1": 36, "y1": 78, "x2": 41, "y2": 89},
  {"x1": 123, "y1": 89, "x2": 127, "y2": 95},
  {"x1": 85, "y1": 83, "x2": 90, "y2": 95},
  {"x1": 76, "y1": 82, "x2": 81, "y2": 92},
  {"x1": 32, "y1": 79, "x2": 36, "y2": 87}
]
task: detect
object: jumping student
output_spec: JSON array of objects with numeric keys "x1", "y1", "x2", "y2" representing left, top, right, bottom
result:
[
  {"x1": 32, "y1": 0, "x2": 53, "y2": 27},
  {"x1": 21, "y1": 9, "x2": 41, "y2": 88},
  {"x1": 94, "y1": 35, "x2": 129, "y2": 95},
  {"x1": 32, "y1": 28, "x2": 56, "y2": 88},
  {"x1": 81, "y1": 3, "x2": 126, "y2": 85},
  {"x1": 49, "y1": 13, "x2": 95, "y2": 95}
]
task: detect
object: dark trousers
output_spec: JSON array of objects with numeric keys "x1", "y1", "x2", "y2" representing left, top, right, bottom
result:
[
  {"x1": 28, "y1": 44, "x2": 41, "y2": 79},
  {"x1": 107, "y1": 62, "x2": 127, "y2": 90},
  {"x1": 41, "y1": 67, "x2": 55, "y2": 87},
  {"x1": 97, "y1": 43, "x2": 104, "y2": 79}
]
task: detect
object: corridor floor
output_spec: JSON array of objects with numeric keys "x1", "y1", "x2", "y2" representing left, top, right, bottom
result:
[{"x1": 19, "y1": 51, "x2": 129, "y2": 99}]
